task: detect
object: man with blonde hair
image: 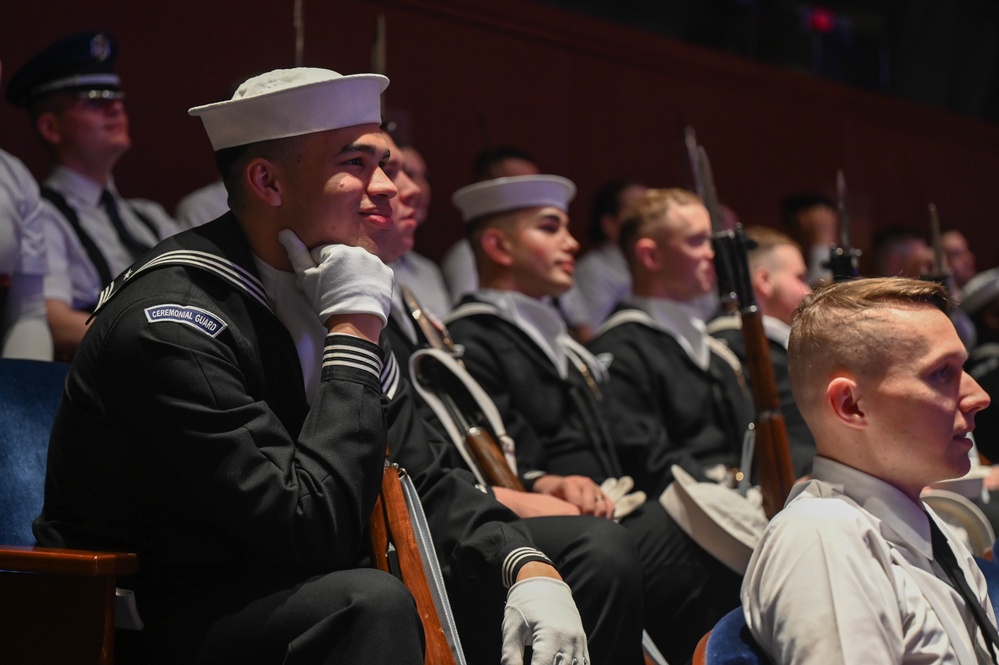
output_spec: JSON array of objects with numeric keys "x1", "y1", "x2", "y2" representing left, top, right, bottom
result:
[
  {"x1": 744, "y1": 277, "x2": 997, "y2": 664},
  {"x1": 709, "y1": 225, "x2": 814, "y2": 476},
  {"x1": 590, "y1": 188, "x2": 753, "y2": 497}
]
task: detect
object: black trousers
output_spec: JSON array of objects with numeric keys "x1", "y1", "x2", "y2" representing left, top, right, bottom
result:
[
  {"x1": 448, "y1": 515, "x2": 646, "y2": 665},
  {"x1": 622, "y1": 501, "x2": 743, "y2": 665},
  {"x1": 117, "y1": 567, "x2": 425, "y2": 664}
]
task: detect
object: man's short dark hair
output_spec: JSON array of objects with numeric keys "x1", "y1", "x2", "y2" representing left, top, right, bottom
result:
[
  {"x1": 588, "y1": 179, "x2": 643, "y2": 244},
  {"x1": 472, "y1": 146, "x2": 537, "y2": 181},
  {"x1": 781, "y1": 192, "x2": 835, "y2": 232}
]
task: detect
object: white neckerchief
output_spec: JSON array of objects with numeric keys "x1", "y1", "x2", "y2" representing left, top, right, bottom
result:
[
  {"x1": 762, "y1": 315, "x2": 791, "y2": 350},
  {"x1": 475, "y1": 289, "x2": 570, "y2": 378},
  {"x1": 252, "y1": 255, "x2": 326, "y2": 403},
  {"x1": 630, "y1": 295, "x2": 711, "y2": 370}
]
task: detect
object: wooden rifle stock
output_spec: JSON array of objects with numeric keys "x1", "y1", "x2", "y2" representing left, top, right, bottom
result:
[
  {"x1": 465, "y1": 427, "x2": 525, "y2": 491},
  {"x1": 369, "y1": 455, "x2": 456, "y2": 665},
  {"x1": 738, "y1": 309, "x2": 796, "y2": 519},
  {"x1": 695, "y1": 145, "x2": 795, "y2": 519}
]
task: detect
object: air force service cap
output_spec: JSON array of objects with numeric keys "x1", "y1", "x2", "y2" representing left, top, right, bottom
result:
[
  {"x1": 188, "y1": 68, "x2": 389, "y2": 151},
  {"x1": 6, "y1": 31, "x2": 123, "y2": 108},
  {"x1": 452, "y1": 175, "x2": 576, "y2": 224}
]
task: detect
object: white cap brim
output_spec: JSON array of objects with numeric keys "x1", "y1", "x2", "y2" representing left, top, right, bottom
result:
[
  {"x1": 659, "y1": 464, "x2": 767, "y2": 574},
  {"x1": 452, "y1": 174, "x2": 576, "y2": 223},
  {"x1": 189, "y1": 68, "x2": 388, "y2": 151}
]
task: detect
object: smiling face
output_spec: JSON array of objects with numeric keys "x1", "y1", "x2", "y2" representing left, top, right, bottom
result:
[
  {"x1": 401, "y1": 145, "x2": 430, "y2": 225},
  {"x1": 504, "y1": 205, "x2": 579, "y2": 299},
  {"x1": 854, "y1": 306, "x2": 989, "y2": 498},
  {"x1": 372, "y1": 133, "x2": 421, "y2": 263},
  {"x1": 276, "y1": 123, "x2": 396, "y2": 255}
]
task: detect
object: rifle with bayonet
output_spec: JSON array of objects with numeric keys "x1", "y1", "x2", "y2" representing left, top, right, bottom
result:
[
  {"x1": 827, "y1": 169, "x2": 862, "y2": 282},
  {"x1": 923, "y1": 203, "x2": 952, "y2": 290},
  {"x1": 400, "y1": 285, "x2": 525, "y2": 491},
  {"x1": 694, "y1": 145, "x2": 795, "y2": 519}
]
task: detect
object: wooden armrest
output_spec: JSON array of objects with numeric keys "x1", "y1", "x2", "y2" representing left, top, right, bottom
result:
[{"x1": 0, "y1": 545, "x2": 138, "y2": 577}]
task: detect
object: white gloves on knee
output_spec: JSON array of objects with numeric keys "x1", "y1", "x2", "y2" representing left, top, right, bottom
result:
[
  {"x1": 601, "y1": 476, "x2": 647, "y2": 521},
  {"x1": 501, "y1": 577, "x2": 589, "y2": 665}
]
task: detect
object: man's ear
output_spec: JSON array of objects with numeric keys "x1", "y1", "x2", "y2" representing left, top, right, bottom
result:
[
  {"x1": 634, "y1": 237, "x2": 660, "y2": 272},
  {"x1": 827, "y1": 375, "x2": 866, "y2": 428},
  {"x1": 245, "y1": 157, "x2": 282, "y2": 207},
  {"x1": 480, "y1": 227, "x2": 514, "y2": 267},
  {"x1": 753, "y1": 265, "x2": 773, "y2": 301},
  {"x1": 36, "y1": 112, "x2": 61, "y2": 146}
]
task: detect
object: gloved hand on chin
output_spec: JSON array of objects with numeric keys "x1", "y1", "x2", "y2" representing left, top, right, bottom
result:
[{"x1": 277, "y1": 229, "x2": 394, "y2": 329}]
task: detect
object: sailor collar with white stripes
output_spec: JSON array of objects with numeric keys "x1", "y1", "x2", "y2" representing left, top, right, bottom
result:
[
  {"x1": 474, "y1": 289, "x2": 572, "y2": 378},
  {"x1": 629, "y1": 295, "x2": 712, "y2": 371}
]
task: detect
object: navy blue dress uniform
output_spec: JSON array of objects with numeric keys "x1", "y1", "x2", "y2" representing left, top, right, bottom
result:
[
  {"x1": 588, "y1": 304, "x2": 756, "y2": 497},
  {"x1": 34, "y1": 215, "x2": 425, "y2": 664},
  {"x1": 708, "y1": 314, "x2": 817, "y2": 478},
  {"x1": 383, "y1": 305, "x2": 646, "y2": 665},
  {"x1": 446, "y1": 297, "x2": 744, "y2": 665}
]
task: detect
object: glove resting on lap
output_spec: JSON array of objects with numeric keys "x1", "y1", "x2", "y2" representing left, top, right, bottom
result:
[{"x1": 502, "y1": 577, "x2": 589, "y2": 665}]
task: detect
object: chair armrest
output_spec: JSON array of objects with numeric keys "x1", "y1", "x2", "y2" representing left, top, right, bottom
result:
[{"x1": 0, "y1": 545, "x2": 138, "y2": 577}]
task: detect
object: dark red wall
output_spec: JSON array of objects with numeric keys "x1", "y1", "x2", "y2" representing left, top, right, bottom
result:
[{"x1": 4, "y1": 0, "x2": 999, "y2": 268}]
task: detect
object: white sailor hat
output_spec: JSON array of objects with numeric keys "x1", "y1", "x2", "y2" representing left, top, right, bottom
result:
[
  {"x1": 451, "y1": 175, "x2": 576, "y2": 224},
  {"x1": 188, "y1": 68, "x2": 389, "y2": 151},
  {"x1": 6, "y1": 31, "x2": 123, "y2": 108},
  {"x1": 659, "y1": 464, "x2": 768, "y2": 574},
  {"x1": 961, "y1": 267, "x2": 999, "y2": 317}
]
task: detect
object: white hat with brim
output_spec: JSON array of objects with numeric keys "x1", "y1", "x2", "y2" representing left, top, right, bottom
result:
[
  {"x1": 659, "y1": 464, "x2": 768, "y2": 574},
  {"x1": 188, "y1": 68, "x2": 388, "y2": 151},
  {"x1": 452, "y1": 175, "x2": 576, "y2": 224}
]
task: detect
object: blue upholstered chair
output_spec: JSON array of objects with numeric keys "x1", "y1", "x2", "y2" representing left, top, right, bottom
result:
[
  {"x1": 693, "y1": 607, "x2": 771, "y2": 665},
  {"x1": 0, "y1": 358, "x2": 71, "y2": 545},
  {"x1": 0, "y1": 358, "x2": 138, "y2": 665}
]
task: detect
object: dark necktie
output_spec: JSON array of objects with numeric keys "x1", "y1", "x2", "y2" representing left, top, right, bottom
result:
[
  {"x1": 100, "y1": 189, "x2": 151, "y2": 258},
  {"x1": 927, "y1": 514, "x2": 999, "y2": 663}
]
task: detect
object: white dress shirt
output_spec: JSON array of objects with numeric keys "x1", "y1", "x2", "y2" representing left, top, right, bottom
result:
[
  {"x1": 41, "y1": 166, "x2": 179, "y2": 308},
  {"x1": 0, "y1": 149, "x2": 50, "y2": 359},
  {"x1": 743, "y1": 456, "x2": 997, "y2": 664}
]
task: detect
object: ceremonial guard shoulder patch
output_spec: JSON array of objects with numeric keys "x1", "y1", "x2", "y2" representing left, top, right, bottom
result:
[{"x1": 144, "y1": 304, "x2": 228, "y2": 338}]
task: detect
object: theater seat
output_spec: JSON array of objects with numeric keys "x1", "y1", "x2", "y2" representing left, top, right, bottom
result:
[
  {"x1": 693, "y1": 607, "x2": 771, "y2": 665},
  {"x1": 0, "y1": 358, "x2": 138, "y2": 665}
]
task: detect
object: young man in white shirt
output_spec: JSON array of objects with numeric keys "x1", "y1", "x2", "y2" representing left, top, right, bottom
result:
[{"x1": 743, "y1": 277, "x2": 997, "y2": 664}]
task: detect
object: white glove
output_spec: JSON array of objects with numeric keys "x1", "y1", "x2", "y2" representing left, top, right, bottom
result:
[
  {"x1": 277, "y1": 229, "x2": 394, "y2": 327},
  {"x1": 502, "y1": 577, "x2": 589, "y2": 665},
  {"x1": 600, "y1": 476, "x2": 647, "y2": 521}
]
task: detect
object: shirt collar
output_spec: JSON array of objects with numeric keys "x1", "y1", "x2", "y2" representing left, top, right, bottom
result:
[
  {"x1": 475, "y1": 288, "x2": 569, "y2": 377},
  {"x1": 629, "y1": 295, "x2": 711, "y2": 370},
  {"x1": 810, "y1": 455, "x2": 933, "y2": 560},
  {"x1": 763, "y1": 315, "x2": 791, "y2": 349},
  {"x1": 49, "y1": 165, "x2": 116, "y2": 207}
]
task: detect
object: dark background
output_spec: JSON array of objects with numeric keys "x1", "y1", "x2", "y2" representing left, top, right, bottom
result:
[{"x1": 3, "y1": 0, "x2": 999, "y2": 271}]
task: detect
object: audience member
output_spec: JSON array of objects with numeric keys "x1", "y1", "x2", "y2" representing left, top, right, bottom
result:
[
  {"x1": 7, "y1": 31, "x2": 179, "y2": 360},
  {"x1": 744, "y1": 277, "x2": 996, "y2": 664}
]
